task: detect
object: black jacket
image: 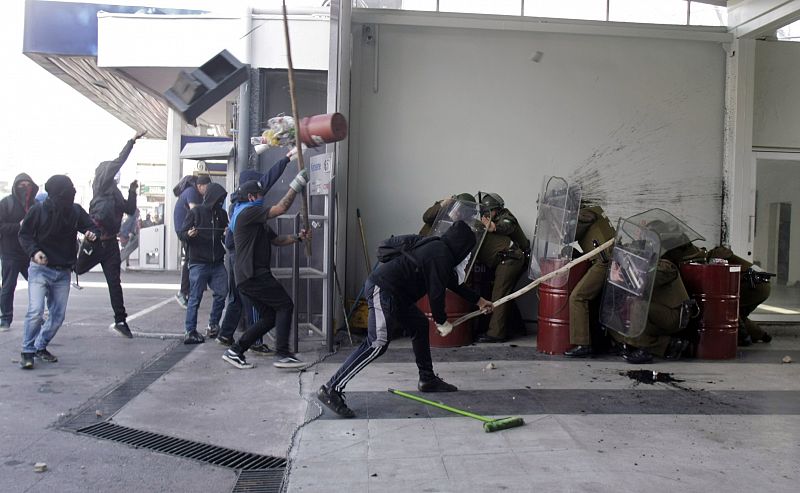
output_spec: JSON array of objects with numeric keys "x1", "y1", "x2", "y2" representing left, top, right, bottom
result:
[
  {"x1": 369, "y1": 221, "x2": 480, "y2": 325},
  {"x1": 0, "y1": 173, "x2": 39, "y2": 259},
  {"x1": 18, "y1": 199, "x2": 97, "y2": 269},
  {"x1": 179, "y1": 182, "x2": 228, "y2": 265},
  {"x1": 89, "y1": 138, "x2": 137, "y2": 238}
]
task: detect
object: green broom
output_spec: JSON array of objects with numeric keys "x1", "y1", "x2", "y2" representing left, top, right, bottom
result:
[{"x1": 388, "y1": 389, "x2": 525, "y2": 433}]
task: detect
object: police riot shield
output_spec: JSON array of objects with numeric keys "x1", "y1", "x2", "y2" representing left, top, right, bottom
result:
[
  {"x1": 430, "y1": 199, "x2": 484, "y2": 236},
  {"x1": 599, "y1": 218, "x2": 660, "y2": 337},
  {"x1": 625, "y1": 208, "x2": 705, "y2": 256},
  {"x1": 529, "y1": 176, "x2": 582, "y2": 287}
]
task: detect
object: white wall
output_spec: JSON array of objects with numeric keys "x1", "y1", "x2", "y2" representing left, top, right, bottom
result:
[
  {"x1": 346, "y1": 22, "x2": 727, "y2": 295},
  {"x1": 754, "y1": 158, "x2": 800, "y2": 284},
  {"x1": 753, "y1": 40, "x2": 800, "y2": 149}
]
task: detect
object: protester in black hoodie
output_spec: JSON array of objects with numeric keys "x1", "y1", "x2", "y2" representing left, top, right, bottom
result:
[
  {"x1": 75, "y1": 130, "x2": 146, "y2": 338},
  {"x1": 0, "y1": 173, "x2": 39, "y2": 330},
  {"x1": 317, "y1": 221, "x2": 494, "y2": 418},
  {"x1": 178, "y1": 182, "x2": 228, "y2": 344},
  {"x1": 18, "y1": 175, "x2": 98, "y2": 369}
]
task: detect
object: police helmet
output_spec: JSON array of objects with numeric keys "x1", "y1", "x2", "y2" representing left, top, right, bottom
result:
[
  {"x1": 453, "y1": 192, "x2": 476, "y2": 203},
  {"x1": 481, "y1": 192, "x2": 504, "y2": 211}
]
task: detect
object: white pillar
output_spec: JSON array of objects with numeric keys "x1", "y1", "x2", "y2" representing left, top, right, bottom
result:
[
  {"x1": 722, "y1": 38, "x2": 756, "y2": 257},
  {"x1": 165, "y1": 108, "x2": 183, "y2": 270}
]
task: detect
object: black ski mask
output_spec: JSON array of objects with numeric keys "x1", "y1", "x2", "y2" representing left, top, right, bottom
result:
[{"x1": 45, "y1": 175, "x2": 76, "y2": 209}]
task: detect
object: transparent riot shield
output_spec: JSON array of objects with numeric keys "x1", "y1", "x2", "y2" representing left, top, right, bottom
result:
[
  {"x1": 529, "y1": 176, "x2": 582, "y2": 287},
  {"x1": 625, "y1": 208, "x2": 705, "y2": 256},
  {"x1": 599, "y1": 218, "x2": 660, "y2": 337},
  {"x1": 430, "y1": 199, "x2": 483, "y2": 236}
]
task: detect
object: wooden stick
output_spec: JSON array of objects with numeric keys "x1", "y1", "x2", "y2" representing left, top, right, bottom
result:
[
  {"x1": 451, "y1": 238, "x2": 615, "y2": 327},
  {"x1": 282, "y1": 1, "x2": 312, "y2": 257}
]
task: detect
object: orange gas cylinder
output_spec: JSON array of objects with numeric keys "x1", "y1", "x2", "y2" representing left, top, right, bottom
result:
[
  {"x1": 537, "y1": 259, "x2": 591, "y2": 354},
  {"x1": 297, "y1": 113, "x2": 348, "y2": 148},
  {"x1": 679, "y1": 262, "x2": 741, "y2": 359},
  {"x1": 418, "y1": 290, "x2": 473, "y2": 348}
]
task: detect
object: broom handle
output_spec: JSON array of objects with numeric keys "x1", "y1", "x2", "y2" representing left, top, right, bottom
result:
[
  {"x1": 388, "y1": 389, "x2": 490, "y2": 423},
  {"x1": 452, "y1": 238, "x2": 615, "y2": 327},
  {"x1": 282, "y1": 1, "x2": 312, "y2": 257}
]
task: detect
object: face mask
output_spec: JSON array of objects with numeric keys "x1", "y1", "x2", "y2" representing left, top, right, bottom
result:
[{"x1": 454, "y1": 252, "x2": 471, "y2": 285}]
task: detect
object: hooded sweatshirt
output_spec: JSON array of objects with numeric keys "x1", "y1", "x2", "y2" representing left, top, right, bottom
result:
[
  {"x1": 224, "y1": 156, "x2": 291, "y2": 251},
  {"x1": 18, "y1": 175, "x2": 98, "y2": 268},
  {"x1": 369, "y1": 220, "x2": 481, "y2": 325},
  {"x1": 0, "y1": 173, "x2": 39, "y2": 259},
  {"x1": 89, "y1": 138, "x2": 137, "y2": 238},
  {"x1": 178, "y1": 182, "x2": 228, "y2": 265}
]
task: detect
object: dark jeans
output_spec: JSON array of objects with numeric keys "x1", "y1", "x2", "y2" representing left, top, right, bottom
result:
[
  {"x1": 237, "y1": 273, "x2": 293, "y2": 356},
  {"x1": 185, "y1": 262, "x2": 228, "y2": 333},
  {"x1": 75, "y1": 238, "x2": 127, "y2": 323},
  {"x1": 326, "y1": 280, "x2": 433, "y2": 393},
  {"x1": 219, "y1": 252, "x2": 257, "y2": 339},
  {"x1": 1, "y1": 256, "x2": 29, "y2": 325}
]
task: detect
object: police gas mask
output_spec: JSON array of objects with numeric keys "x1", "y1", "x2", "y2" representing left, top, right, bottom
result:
[{"x1": 454, "y1": 252, "x2": 471, "y2": 285}]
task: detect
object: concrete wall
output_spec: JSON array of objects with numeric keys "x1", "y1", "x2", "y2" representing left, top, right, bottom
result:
[
  {"x1": 753, "y1": 40, "x2": 800, "y2": 149},
  {"x1": 345, "y1": 22, "x2": 727, "y2": 296}
]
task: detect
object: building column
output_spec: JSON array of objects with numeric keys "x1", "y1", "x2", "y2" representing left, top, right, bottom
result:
[{"x1": 165, "y1": 108, "x2": 183, "y2": 270}]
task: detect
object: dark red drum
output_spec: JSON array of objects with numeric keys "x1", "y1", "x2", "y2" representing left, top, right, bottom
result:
[
  {"x1": 679, "y1": 262, "x2": 741, "y2": 359},
  {"x1": 418, "y1": 291, "x2": 473, "y2": 348},
  {"x1": 298, "y1": 113, "x2": 348, "y2": 147},
  {"x1": 537, "y1": 259, "x2": 591, "y2": 355}
]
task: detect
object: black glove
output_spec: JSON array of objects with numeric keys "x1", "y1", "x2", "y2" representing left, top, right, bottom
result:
[{"x1": 129, "y1": 180, "x2": 139, "y2": 194}]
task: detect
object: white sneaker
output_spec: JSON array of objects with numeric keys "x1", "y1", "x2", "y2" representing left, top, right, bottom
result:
[{"x1": 273, "y1": 354, "x2": 305, "y2": 369}]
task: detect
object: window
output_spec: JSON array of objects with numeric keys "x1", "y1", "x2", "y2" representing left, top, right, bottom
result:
[
  {"x1": 524, "y1": 0, "x2": 606, "y2": 21},
  {"x1": 609, "y1": 0, "x2": 687, "y2": 25}
]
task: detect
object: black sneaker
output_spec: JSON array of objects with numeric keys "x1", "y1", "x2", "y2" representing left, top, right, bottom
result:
[
  {"x1": 418, "y1": 375, "x2": 458, "y2": 392},
  {"x1": 0, "y1": 320, "x2": 10, "y2": 332},
  {"x1": 205, "y1": 324, "x2": 220, "y2": 339},
  {"x1": 564, "y1": 345, "x2": 593, "y2": 358},
  {"x1": 317, "y1": 385, "x2": 355, "y2": 418},
  {"x1": 35, "y1": 348, "x2": 58, "y2": 363},
  {"x1": 20, "y1": 352, "x2": 34, "y2": 370},
  {"x1": 273, "y1": 353, "x2": 305, "y2": 369},
  {"x1": 622, "y1": 347, "x2": 653, "y2": 364},
  {"x1": 184, "y1": 331, "x2": 205, "y2": 345},
  {"x1": 222, "y1": 348, "x2": 254, "y2": 369},
  {"x1": 112, "y1": 321, "x2": 133, "y2": 339},
  {"x1": 249, "y1": 343, "x2": 273, "y2": 356},
  {"x1": 216, "y1": 335, "x2": 233, "y2": 346}
]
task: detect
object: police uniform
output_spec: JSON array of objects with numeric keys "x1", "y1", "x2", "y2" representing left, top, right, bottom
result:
[
  {"x1": 707, "y1": 246, "x2": 772, "y2": 343},
  {"x1": 565, "y1": 206, "x2": 615, "y2": 355},
  {"x1": 611, "y1": 259, "x2": 691, "y2": 359},
  {"x1": 478, "y1": 195, "x2": 529, "y2": 341}
]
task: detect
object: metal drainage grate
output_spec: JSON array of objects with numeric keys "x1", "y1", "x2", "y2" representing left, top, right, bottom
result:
[
  {"x1": 232, "y1": 469, "x2": 286, "y2": 493},
  {"x1": 78, "y1": 421, "x2": 286, "y2": 471}
]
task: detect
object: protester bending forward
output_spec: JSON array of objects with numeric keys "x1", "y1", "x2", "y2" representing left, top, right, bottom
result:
[{"x1": 317, "y1": 220, "x2": 493, "y2": 418}]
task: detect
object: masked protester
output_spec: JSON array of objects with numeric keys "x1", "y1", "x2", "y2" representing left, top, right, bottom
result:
[
  {"x1": 75, "y1": 130, "x2": 146, "y2": 338},
  {"x1": 317, "y1": 220, "x2": 494, "y2": 419},
  {"x1": 172, "y1": 174, "x2": 211, "y2": 307},
  {"x1": 178, "y1": 183, "x2": 229, "y2": 344},
  {"x1": 217, "y1": 149, "x2": 298, "y2": 351},
  {"x1": 17, "y1": 175, "x2": 99, "y2": 369},
  {"x1": 0, "y1": 173, "x2": 39, "y2": 330},
  {"x1": 221, "y1": 169, "x2": 310, "y2": 370}
]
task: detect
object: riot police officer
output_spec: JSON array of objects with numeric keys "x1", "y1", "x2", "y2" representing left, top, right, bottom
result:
[
  {"x1": 611, "y1": 259, "x2": 694, "y2": 364},
  {"x1": 419, "y1": 193, "x2": 476, "y2": 236},
  {"x1": 707, "y1": 246, "x2": 773, "y2": 345},
  {"x1": 475, "y1": 193, "x2": 529, "y2": 342},
  {"x1": 564, "y1": 205, "x2": 616, "y2": 358}
]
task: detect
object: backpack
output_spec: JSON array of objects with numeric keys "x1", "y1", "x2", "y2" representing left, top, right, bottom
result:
[{"x1": 376, "y1": 234, "x2": 438, "y2": 268}]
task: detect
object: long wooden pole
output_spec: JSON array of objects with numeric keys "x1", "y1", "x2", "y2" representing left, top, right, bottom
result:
[
  {"x1": 282, "y1": 1, "x2": 312, "y2": 257},
  {"x1": 451, "y1": 238, "x2": 615, "y2": 327}
]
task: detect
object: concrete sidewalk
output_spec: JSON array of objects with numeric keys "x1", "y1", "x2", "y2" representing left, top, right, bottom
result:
[{"x1": 1, "y1": 270, "x2": 799, "y2": 492}]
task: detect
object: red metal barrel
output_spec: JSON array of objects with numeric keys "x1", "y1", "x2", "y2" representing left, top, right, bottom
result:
[
  {"x1": 537, "y1": 259, "x2": 591, "y2": 355},
  {"x1": 679, "y1": 262, "x2": 741, "y2": 359},
  {"x1": 418, "y1": 290, "x2": 473, "y2": 348},
  {"x1": 298, "y1": 113, "x2": 348, "y2": 148}
]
